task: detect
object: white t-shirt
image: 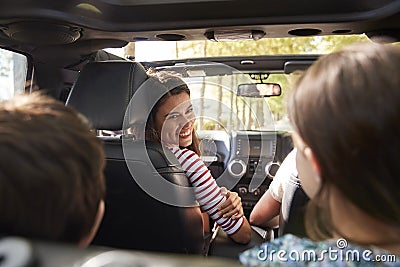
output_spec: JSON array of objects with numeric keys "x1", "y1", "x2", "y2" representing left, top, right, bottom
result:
[{"x1": 268, "y1": 149, "x2": 298, "y2": 203}]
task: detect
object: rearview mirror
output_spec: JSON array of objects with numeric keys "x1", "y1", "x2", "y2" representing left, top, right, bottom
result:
[{"x1": 237, "y1": 83, "x2": 281, "y2": 97}]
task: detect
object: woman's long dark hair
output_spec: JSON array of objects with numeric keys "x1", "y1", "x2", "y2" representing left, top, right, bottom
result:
[{"x1": 146, "y1": 69, "x2": 201, "y2": 155}]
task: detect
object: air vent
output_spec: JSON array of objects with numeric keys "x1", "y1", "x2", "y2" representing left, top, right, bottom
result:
[
  {"x1": 332, "y1": 29, "x2": 352, "y2": 34},
  {"x1": 288, "y1": 28, "x2": 321, "y2": 36},
  {"x1": 2, "y1": 21, "x2": 81, "y2": 45},
  {"x1": 132, "y1": 37, "x2": 149, "y2": 41},
  {"x1": 156, "y1": 34, "x2": 185, "y2": 41}
]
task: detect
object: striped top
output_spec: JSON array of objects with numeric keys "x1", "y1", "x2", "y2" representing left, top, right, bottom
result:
[{"x1": 169, "y1": 146, "x2": 244, "y2": 235}]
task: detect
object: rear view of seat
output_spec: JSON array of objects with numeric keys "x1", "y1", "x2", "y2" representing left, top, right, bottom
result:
[
  {"x1": 66, "y1": 61, "x2": 204, "y2": 254},
  {"x1": 279, "y1": 174, "x2": 309, "y2": 238}
]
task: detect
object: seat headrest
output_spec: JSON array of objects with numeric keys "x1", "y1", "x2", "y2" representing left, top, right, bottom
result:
[{"x1": 66, "y1": 61, "x2": 148, "y2": 130}]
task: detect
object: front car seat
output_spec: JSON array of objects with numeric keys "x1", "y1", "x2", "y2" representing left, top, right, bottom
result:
[
  {"x1": 66, "y1": 61, "x2": 204, "y2": 254},
  {"x1": 279, "y1": 173, "x2": 309, "y2": 238}
]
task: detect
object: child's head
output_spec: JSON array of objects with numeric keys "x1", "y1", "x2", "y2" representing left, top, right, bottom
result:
[
  {"x1": 0, "y1": 93, "x2": 105, "y2": 247},
  {"x1": 288, "y1": 42, "x2": 400, "y2": 239}
]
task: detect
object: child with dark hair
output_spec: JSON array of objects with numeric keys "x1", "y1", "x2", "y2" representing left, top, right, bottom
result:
[
  {"x1": 240, "y1": 42, "x2": 400, "y2": 265},
  {"x1": 0, "y1": 93, "x2": 105, "y2": 247}
]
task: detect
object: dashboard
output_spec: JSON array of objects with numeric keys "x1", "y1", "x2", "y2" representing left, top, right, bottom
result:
[{"x1": 198, "y1": 130, "x2": 293, "y2": 218}]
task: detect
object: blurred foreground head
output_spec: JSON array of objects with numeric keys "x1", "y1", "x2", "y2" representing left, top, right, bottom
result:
[
  {"x1": 288, "y1": 42, "x2": 400, "y2": 240},
  {"x1": 0, "y1": 93, "x2": 105, "y2": 247}
]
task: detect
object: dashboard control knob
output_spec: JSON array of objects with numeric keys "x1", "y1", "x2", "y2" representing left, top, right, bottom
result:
[
  {"x1": 227, "y1": 159, "x2": 247, "y2": 178},
  {"x1": 265, "y1": 161, "x2": 281, "y2": 178}
]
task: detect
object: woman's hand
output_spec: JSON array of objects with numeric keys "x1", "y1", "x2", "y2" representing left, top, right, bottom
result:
[{"x1": 218, "y1": 187, "x2": 244, "y2": 220}]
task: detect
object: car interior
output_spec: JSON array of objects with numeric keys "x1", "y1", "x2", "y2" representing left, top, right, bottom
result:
[{"x1": 0, "y1": 0, "x2": 399, "y2": 266}]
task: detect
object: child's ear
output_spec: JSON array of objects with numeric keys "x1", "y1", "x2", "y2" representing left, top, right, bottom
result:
[
  {"x1": 78, "y1": 200, "x2": 105, "y2": 248},
  {"x1": 303, "y1": 147, "x2": 321, "y2": 185},
  {"x1": 304, "y1": 147, "x2": 321, "y2": 177},
  {"x1": 292, "y1": 132, "x2": 322, "y2": 197}
]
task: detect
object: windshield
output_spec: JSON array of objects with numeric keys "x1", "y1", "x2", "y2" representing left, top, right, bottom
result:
[
  {"x1": 133, "y1": 35, "x2": 369, "y2": 61},
  {"x1": 105, "y1": 34, "x2": 370, "y2": 132}
]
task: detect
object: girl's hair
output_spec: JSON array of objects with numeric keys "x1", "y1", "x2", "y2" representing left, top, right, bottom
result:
[
  {"x1": 287, "y1": 42, "x2": 400, "y2": 240},
  {"x1": 146, "y1": 69, "x2": 200, "y2": 155}
]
